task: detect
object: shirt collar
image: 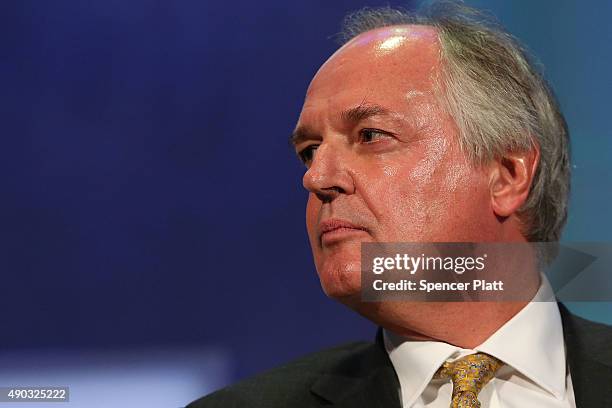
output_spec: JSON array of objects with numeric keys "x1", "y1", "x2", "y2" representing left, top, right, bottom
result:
[
  {"x1": 384, "y1": 331, "x2": 459, "y2": 407},
  {"x1": 476, "y1": 278, "x2": 566, "y2": 399},
  {"x1": 383, "y1": 278, "x2": 566, "y2": 407}
]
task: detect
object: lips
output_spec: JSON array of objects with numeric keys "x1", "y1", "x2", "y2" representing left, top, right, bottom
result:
[
  {"x1": 319, "y1": 219, "x2": 367, "y2": 244},
  {"x1": 319, "y1": 219, "x2": 364, "y2": 233}
]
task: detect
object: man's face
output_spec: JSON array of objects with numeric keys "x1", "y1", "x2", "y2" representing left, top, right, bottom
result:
[{"x1": 293, "y1": 26, "x2": 496, "y2": 301}]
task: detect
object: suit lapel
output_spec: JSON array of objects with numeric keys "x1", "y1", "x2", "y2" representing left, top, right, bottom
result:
[
  {"x1": 310, "y1": 329, "x2": 401, "y2": 408},
  {"x1": 559, "y1": 303, "x2": 612, "y2": 406}
]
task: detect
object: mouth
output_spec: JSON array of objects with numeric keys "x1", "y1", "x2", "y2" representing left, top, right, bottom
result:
[{"x1": 319, "y1": 219, "x2": 368, "y2": 246}]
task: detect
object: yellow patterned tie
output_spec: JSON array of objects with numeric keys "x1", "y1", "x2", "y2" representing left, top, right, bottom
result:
[{"x1": 433, "y1": 353, "x2": 503, "y2": 408}]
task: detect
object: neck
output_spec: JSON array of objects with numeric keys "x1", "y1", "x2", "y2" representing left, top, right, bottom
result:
[
  {"x1": 351, "y1": 230, "x2": 541, "y2": 348},
  {"x1": 363, "y1": 301, "x2": 531, "y2": 349},
  {"x1": 352, "y1": 274, "x2": 540, "y2": 349},
  {"x1": 427, "y1": 302, "x2": 531, "y2": 348}
]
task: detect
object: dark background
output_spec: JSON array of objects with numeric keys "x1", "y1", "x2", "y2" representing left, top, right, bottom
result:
[{"x1": 2, "y1": 0, "x2": 611, "y2": 401}]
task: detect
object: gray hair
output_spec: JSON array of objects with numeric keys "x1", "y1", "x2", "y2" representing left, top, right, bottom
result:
[{"x1": 339, "y1": 1, "x2": 571, "y2": 245}]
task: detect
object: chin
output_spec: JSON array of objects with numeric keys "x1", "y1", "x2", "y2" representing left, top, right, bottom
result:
[{"x1": 317, "y1": 259, "x2": 362, "y2": 300}]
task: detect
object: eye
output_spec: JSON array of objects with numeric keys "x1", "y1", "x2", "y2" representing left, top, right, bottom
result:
[
  {"x1": 359, "y1": 129, "x2": 391, "y2": 143},
  {"x1": 297, "y1": 144, "x2": 318, "y2": 166}
]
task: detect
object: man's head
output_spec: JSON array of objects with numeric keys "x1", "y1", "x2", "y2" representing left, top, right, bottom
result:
[{"x1": 291, "y1": 3, "x2": 570, "y2": 340}]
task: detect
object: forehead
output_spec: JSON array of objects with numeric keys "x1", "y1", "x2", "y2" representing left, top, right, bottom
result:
[{"x1": 302, "y1": 25, "x2": 441, "y2": 116}]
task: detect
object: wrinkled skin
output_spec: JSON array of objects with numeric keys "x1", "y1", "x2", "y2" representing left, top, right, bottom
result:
[{"x1": 292, "y1": 25, "x2": 538, "y2": 347}]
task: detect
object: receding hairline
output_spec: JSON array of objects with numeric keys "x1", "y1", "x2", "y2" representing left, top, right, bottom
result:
[
  {"x1": 309, "y1": 23, "x2": 444, "y2": 99},
  {"x1": 336, "y1": 23, "x2": 442, "y2": 55}
]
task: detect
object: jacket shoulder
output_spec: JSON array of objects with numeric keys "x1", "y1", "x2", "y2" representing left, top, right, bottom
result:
[
  {"x1": 560, "y1": 304, "x2": 612, "y2": 365},
  {"x1": 186, "y1": 341, "x2": 375, "y2": 408}
]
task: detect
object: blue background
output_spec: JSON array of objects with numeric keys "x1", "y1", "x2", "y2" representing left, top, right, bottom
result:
[{"x1": 2, "y1": 0, "x2": 611, "y2": 403}]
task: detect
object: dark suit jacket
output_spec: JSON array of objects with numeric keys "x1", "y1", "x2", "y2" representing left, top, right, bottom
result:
[{"x1": 187, "y1": 304, "x2": 612, "y2": 407}]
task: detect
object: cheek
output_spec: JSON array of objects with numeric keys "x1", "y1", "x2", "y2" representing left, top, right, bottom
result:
[
  {"x1": 359, "y1": 142, "x2": 449, "y2": 238},
  {"x1": 360, "y1": 140, "x2": 489, "y2": 241},
  {"x1": 403, "y1": 161, "x2": 490, "y2": 239}
]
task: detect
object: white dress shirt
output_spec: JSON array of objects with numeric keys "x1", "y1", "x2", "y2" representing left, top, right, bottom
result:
[{"x1": 383, "y1": 281, "x2": 576, "y2": 407}]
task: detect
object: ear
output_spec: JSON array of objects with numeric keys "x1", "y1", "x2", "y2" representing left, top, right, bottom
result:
[{"x1": 489, "y1": 145, "x2": 540, "y2": 218}]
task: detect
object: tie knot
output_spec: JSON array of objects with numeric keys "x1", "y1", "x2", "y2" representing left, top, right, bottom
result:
[{"x1": 434, "y1": 353, "x2": 503, "y2": 408}]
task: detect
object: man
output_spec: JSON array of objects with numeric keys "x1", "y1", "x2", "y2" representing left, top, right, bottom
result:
[{"x1": 188, "y1": 2, "x2": 612, "y2": 407}]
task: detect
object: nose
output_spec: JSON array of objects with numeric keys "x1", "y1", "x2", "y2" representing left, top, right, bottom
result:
[{"x1": 302, "y1": 142, "x2": 355, "y2": 202}]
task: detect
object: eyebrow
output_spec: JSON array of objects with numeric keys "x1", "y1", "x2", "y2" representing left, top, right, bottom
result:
[
  {"x1": 289, "y1": 126, "x2": 317, "y2": 148},
  {"x1": 340, "y1": 103, "x2": 391, "y2": 124},
  {"x1": 289, "y1": 103, "x2": 392, "y2": 147}
]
